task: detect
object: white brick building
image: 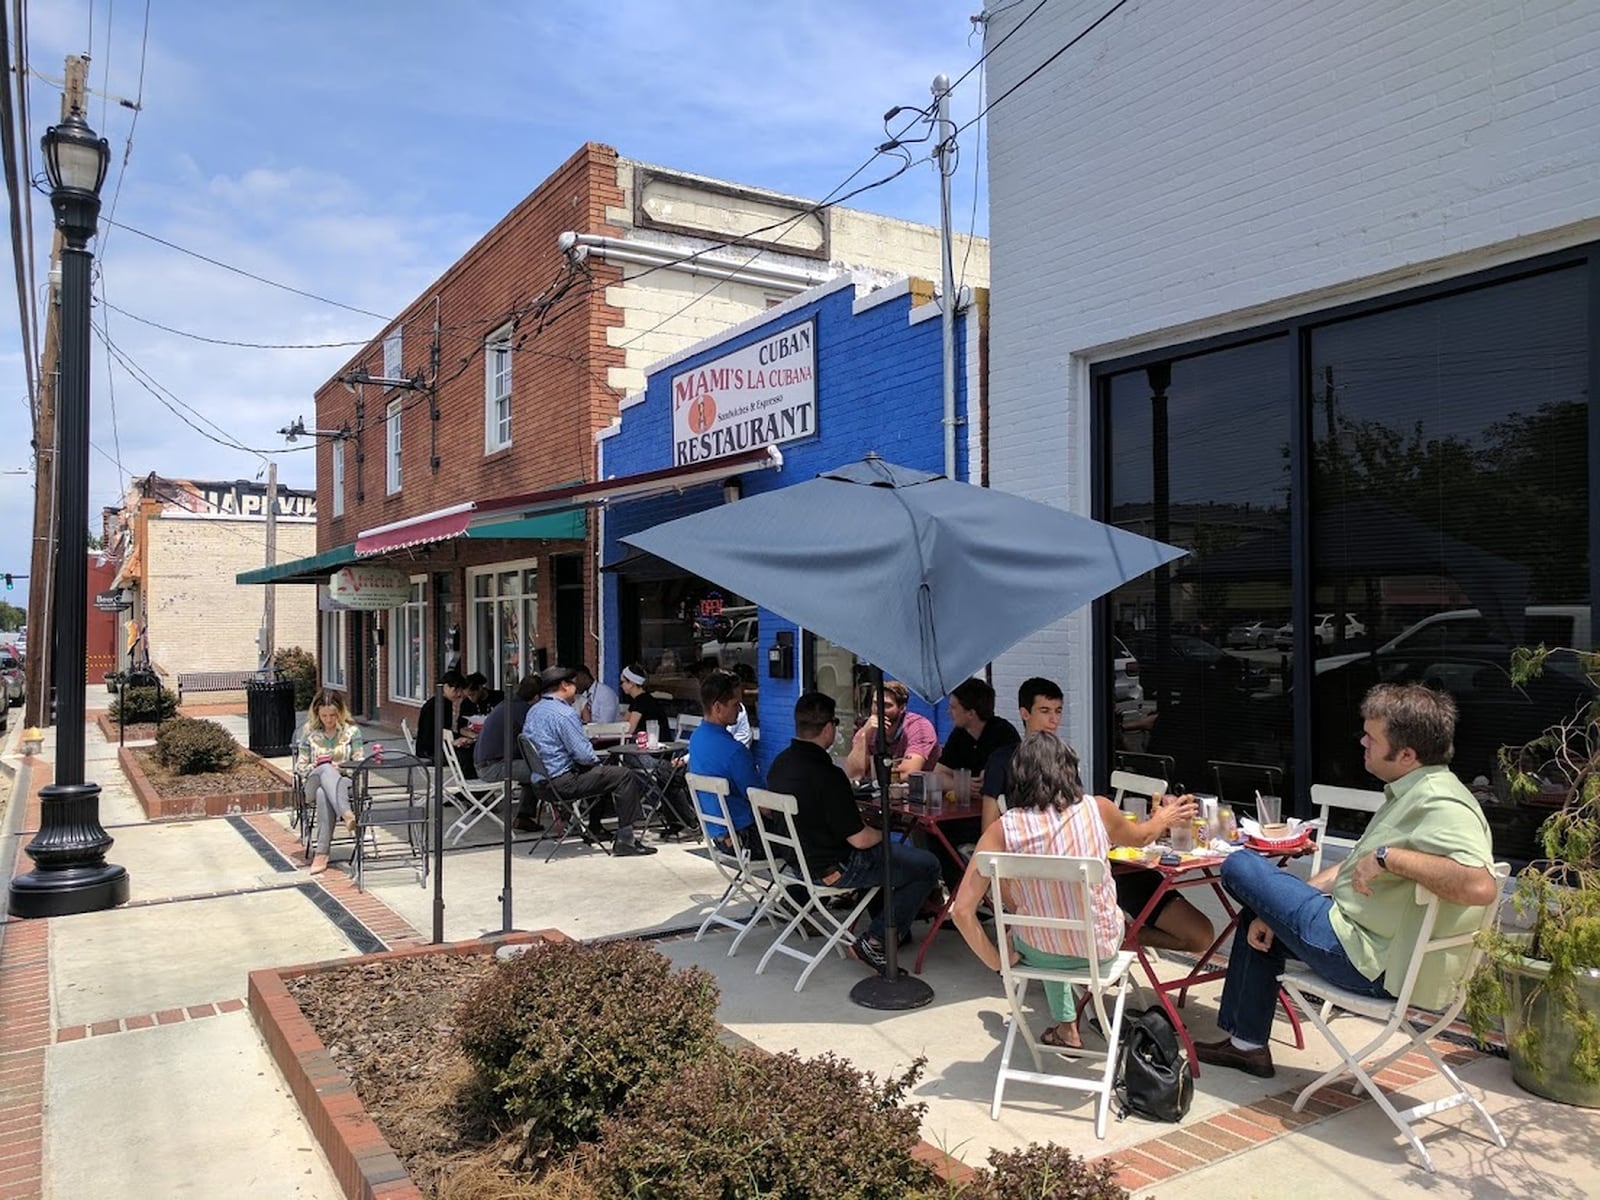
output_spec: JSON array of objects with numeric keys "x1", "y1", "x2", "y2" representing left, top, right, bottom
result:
[{"x1": 983, "y1": 0, "x2": 1600, "y2": 833}]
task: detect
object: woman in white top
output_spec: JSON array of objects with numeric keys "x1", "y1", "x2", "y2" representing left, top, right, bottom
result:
[
  {"x1": 295, "y1": 689, "x2": 364, "y2": 875},
  {"x1": 950, "y1": 732, "x2": 1125, "y2": 1049}
]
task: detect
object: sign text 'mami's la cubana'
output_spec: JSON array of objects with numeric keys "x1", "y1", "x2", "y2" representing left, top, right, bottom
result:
[{"x1": 671, "y1": 319, "x2": 816, "y2": 465}]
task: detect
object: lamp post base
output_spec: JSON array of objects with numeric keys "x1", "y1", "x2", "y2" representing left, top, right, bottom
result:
[
  {"x1": 849, "y1": 968, "x2": 935, "y2": 1011},
  {"x1": 7, "y1": 781, "x2": 130, "y2": 918}
]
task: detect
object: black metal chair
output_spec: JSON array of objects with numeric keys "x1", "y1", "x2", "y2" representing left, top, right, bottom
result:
[
  {"x1": 1208, "y1": 759, "x2": 1285, "y2": 820},
  {"x1": 517, "y1": 735, "x2": 614, "y2": 862}
]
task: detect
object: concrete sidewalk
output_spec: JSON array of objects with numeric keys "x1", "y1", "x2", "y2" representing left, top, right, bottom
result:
[{"x1": 0, "y1": 711, "x2": 1593, "y2": 1198}]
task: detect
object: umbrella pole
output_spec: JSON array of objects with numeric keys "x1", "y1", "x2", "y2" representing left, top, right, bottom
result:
[{"x1": 850, "y1": 665, "x2": 934, "y2": 1010}]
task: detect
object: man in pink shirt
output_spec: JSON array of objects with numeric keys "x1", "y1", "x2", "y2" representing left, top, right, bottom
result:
[{"x1": 845, "y1": 679, "x2": 941, "y2": 782}]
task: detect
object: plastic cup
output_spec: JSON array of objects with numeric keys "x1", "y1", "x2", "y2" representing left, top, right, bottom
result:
[
  {"x1": 1123, "y1": 794, "x2": 1149, "y2": 821},
  {"x1": 1257, "y1": 794, "x2": 1283, "y2": 827},
  {"x1": 1169, "y1": 817, "x2": 1195, "y2": 852}
]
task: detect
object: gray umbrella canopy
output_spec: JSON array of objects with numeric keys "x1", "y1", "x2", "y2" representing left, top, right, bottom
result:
[{"x1": 622, "y1": 455, "x2": 1187, "y2": 700}]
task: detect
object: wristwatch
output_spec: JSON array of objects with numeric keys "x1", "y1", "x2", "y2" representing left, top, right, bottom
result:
[{"x1": 1375, "y1": 845, "x2": 1391, "y2": 871}]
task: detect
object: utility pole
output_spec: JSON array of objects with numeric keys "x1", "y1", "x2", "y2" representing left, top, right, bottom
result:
[
  {"x1": 23, "y1": 55, "x2": 87, "y2": 730},
  {"x1": 931, "y1": 73, "x2": 959, "y2": 481},
  {"x1": 260, "y1": 460, "x2": 278, "y2": 668}
]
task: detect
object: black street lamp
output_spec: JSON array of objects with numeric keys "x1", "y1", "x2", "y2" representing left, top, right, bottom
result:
[{"x1": 9, "y1": 107, "x2": 128, "y2": 918}]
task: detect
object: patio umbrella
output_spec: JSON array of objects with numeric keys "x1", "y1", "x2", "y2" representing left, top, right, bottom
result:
[{"x1": 624, "y1": 454, "x2": 1186, "y2": 1008}]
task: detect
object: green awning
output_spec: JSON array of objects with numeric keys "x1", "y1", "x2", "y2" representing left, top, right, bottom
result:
[
  {"x1": 467, "y1": 509, "x2": 586, "y2": 541},
  {"x1": 236, "y1": 542, "x2": 358, "y2": 586}
]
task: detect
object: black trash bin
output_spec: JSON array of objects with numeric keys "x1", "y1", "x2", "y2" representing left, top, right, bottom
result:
[{"x1": 246, "y1": 674, "x2": 297, "y2": 757}]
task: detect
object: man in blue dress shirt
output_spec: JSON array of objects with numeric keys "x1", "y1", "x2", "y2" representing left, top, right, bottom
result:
[
  {"x1": 521, "y1": 666, "x2": 654, "y2": 857},
  {"x1": 688, "y1": 668, "x2": 761, "y2": 849}
]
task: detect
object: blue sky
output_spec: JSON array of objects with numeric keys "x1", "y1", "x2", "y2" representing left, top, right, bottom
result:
[{"x1": 2, "y1": 0, "x2": 991, "y2": 589}]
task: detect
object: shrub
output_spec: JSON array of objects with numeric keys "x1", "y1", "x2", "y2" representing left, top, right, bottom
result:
[
  {"x1": 153, "y1": 717, "x2": 239, "y2": 774},
  {"x1": 108, "y1": 684, "x2": 178, "y2": 724},
  {"x1": 273, "y1": 646, "x2": 318, "y2": 711},
  {"x1": 454, "y1": 940, "x2": 719, "y2": 1155},
  {"x1": 591, "y1": 1047, "x2": 933, "y2": 1200},
  {"x1": 964, "y1": 1143, "x2": 1134, "y2": 1200}
]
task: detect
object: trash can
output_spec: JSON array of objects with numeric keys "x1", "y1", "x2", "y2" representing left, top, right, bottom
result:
[{"x1": 246, "y1": 674, "x2": 297, "y2": 758}]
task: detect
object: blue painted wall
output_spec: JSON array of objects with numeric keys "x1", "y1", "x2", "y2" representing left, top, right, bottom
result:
[{"x1": 601, "y1": 281, "x2": 971, "y2": 773}]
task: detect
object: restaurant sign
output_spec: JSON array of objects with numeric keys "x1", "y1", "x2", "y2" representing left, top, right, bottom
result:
[
  {"x1": 327, "y1": 566, "x2": 412, "y2": 610},
  {"x1": 671, "y1": 319, "x2": 815, "y2": 465}
]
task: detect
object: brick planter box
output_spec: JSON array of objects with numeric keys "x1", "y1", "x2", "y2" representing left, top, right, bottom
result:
[
  {"x1": 250, "y1": 933, "x2": 974, "y2": 1200},
  {"x1": 118, "y1": 744, "x2": 294, "y2": 819}
]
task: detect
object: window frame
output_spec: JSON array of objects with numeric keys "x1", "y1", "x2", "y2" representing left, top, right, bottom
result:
[
  {"x1": 386, "y1": 399, "x2": 403, "y2": 494},
  {"x1": 388, "y1": 576, "x2": 428, "y2": 705},
  {"x1": 319, "y1": 603, "x2": 347, "y2": 688},
  {"x1": 383, "y1": 328, "x2": 403, "y2": 380},
  {"x1": 330, "y1": 441, "x2": 345, "y2": 517},
  {"x1": 467, "y1": 559, "x2": 538, "y2": 692},
  {"x1": 485, "y1": 323, "x2": 513, "y2": 453}
]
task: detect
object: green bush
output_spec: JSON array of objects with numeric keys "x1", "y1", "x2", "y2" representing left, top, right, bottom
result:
[
  {"x1": 962, "y1": 1143, "x2": 1134, "y2": 1200},
  {"x1": 454, "y1": 940, "x2": 720, "y2": 1155},
  {"x1": 591, "y1": 1047, "x2": 933, "y2": 1200},
  {"x1": 273, "y1": 646, "x2": 318, "y2": 711},
  {"x1": 153, "y1": 717, "x2": 239, "y2": 775},
  {"x1": 108, "y1": 685, "x2": 178, "y2": 724}
]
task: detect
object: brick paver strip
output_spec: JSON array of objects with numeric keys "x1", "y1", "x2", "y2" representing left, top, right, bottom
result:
[{"x1": 0, "y1": 854, "x2": 50, "y2": 1200}]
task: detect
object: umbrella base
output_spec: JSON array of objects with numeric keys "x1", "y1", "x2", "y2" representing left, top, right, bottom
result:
[{"x1": 849, "y1": 969, "x2": 934, "y2": 1010}]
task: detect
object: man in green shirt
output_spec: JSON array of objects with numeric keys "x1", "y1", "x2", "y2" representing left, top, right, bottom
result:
[{"x1": 1197, "y1": 682, "x2": 1499, "y2": 1078}]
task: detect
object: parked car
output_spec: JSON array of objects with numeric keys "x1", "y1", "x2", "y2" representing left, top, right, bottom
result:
[
  {"x1": 1123, "y1": 632, "x2": 1268, "y2": 699},
  {"x1": 1275, "y1": 612, "x2": 1366, "y2": 650},
  {"x1": 701, "y1": 615, "x2": 759, "y2": 679},
  {"x1": 1226, "y1": 619, "x2": 1277, "y2": 649},
  {"x1": 0, "y1": 652, "x2": 21, "y2": 707},
  {"x1": 1112, "y1": 637, "x2": 1142, "y2": 704}
]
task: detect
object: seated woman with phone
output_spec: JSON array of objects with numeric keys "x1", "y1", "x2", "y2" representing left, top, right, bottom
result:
[{"x1": 296, "y1": 689, "x2": 364, "y2": 876}]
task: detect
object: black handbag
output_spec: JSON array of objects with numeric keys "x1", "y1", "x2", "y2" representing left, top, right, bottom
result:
[{"x1": 1114, "y1": 1006, "x2": 1194, "y2": 1122}]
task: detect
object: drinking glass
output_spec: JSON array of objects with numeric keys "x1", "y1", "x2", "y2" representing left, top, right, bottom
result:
[
  {"x1": 1257, "y1": 794, "x2": 1283, "y2": 827},
  {"x1": 1168, "y1": 814, "x2": 1195, "y2": 852}
]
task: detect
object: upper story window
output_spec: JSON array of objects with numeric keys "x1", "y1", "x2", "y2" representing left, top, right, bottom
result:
[
  {"x1": 331, "y1": 442, "x2": 345, "y2": 517},
  {"x1": 386, "y1": 399, "x2": 403, "y2": 494},
  {"x1": 485, "y1": 324, "x2": 512, "y2": 452},
  {"x1": 383, "y1": 328, "x2": 403, "y2": 380}
]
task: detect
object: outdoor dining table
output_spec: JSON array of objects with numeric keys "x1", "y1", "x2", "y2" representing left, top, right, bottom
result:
[
  {"x1": 603, "y1": 739, "x2": 691, "y2": 827},
  {"x1": 1111, "y1": 841, "x2": 1312, "y2": 1076},
  {"x1": 856, "y1": 790, "x2": 984, "y2": 974}
]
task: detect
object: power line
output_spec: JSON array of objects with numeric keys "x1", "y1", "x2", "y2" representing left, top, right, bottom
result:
[
  {"x1": 956, "y1": 0, "x2": 1132, "y2": 138},
  {"x1": 98, "y1": 215, "x2": 392, "y2": 319},
  {"x1": 100, "y1": 299, "x2": 375, "y2": 349}
]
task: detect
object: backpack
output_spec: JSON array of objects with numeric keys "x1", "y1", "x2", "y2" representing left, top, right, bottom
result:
[{"x1": 1114, "y1": 1006, "x2": 1194, "y2": 1122}]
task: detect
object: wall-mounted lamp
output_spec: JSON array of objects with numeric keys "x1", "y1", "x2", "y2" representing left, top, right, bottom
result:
[{"x1": 722, "y1": 476, "x2": 743, "y2": 505}]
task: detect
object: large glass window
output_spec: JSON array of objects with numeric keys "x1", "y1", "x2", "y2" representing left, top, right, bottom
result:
[
  {"x1": 331, "y1": 443, "x2": 345, "y2": 518},
  {"x1": 619, "y1": 580, "x2": 757, "y2": 722},
  {"x1": 485, "y1": 325, "x2": 512, "y2": 452},
  {"x1": 1102, "y1": 337, "x2": 1293, "y2": 802},
  {"x1": 470, "y1": 564, "x2": 537, "y2": 693},
  {"x1": 389, "y1": 578, "x2": 427, "y2": 703},
  {"x1": 320, "y1": 604, "x2": 347, "y2": 689},
  {"x1": 386, "y1": 400, "x2": 403, "y2": 494},
  {"x1": 1097, "y1": 253, "x2": 1593, "y2": 860}
]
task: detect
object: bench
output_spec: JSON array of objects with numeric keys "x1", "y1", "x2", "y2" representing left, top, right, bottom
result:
[{"x1": 176, "y1": 670, "x2": 266, "y2": 698}]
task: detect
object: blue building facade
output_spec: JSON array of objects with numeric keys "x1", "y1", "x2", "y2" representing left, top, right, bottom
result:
[{"x1": 597, "y1": 276, "x2": 980, "y2": 772}]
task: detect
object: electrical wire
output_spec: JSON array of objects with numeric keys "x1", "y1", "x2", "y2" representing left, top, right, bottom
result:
[
  {"x1": 956, "y1": 61, "x2": 985, "y2": 296},
  {"x1": 0, "y1": 0, "x2": 37, "y2": 433},
  {"x1": 955, "y1": 0, "x2": 1133, "y2": 138},
  {"x1": 95, "y1": 0, "x2": 150, "y2": 264},
  {"x1": 100, "y1": 299, "x2": 377, "y2": 349}
]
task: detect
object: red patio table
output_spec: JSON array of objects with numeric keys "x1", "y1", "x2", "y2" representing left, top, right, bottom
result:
[
  {"x1": 859, "y1": 793, "x2": 982, "y2": 974},
  {"x1": 1113, "y1": 844, "x2": 1311, "y2": 1076}
]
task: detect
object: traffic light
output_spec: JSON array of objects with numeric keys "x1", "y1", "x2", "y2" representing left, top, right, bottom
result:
[{"x1": 3, "y1": 573, "x2": 11, "y2": 590}]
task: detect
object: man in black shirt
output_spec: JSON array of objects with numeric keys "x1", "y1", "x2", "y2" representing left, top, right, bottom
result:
[
  {"x1": 417, "y1": 669, "x2": 477, "y2": 774},
  {"x1": 937, "y1": 677, "x2": 1020, "y2": 800},
  {"x1": 768, "y1": 691, "x2": 941, "y2": 974}
]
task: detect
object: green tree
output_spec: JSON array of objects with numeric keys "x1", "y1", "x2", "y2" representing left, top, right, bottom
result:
[{"x1": 0, "y1": 600, "x2": 23, "y2": 631}]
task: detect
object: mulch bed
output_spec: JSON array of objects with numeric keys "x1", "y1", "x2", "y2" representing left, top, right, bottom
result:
[
  {"x1": 129, "y1": 747, "x2": 287, "y2": 799},
  {"x1": 286, "y1": 954, "x2": 500, "y2": 1193}
]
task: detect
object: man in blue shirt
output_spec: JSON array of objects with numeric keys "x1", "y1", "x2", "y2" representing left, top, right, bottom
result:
[
  {"x1": 688, "y1": 668, "x2": 761, "y2": 849},
  {"x1": 521, "y1": 666, "x2": 654, "y2": 857}
]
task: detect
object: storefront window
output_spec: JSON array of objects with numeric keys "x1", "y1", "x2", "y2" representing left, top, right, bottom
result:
[
  {"x1": 807, "y1": 631, "x2": 869, "y2": 756},
  {"x1": 470, "y1": 563, "x2": 538, "y2": 692},
  {"x1": 319, "y1": 605, "x2": 346, "y2": 689},
  {"x1": 620, "y1": 581, "x2": 756, "y2": 716},
  {"x1": 389, "y1": 578, "x2": 427, "y2": 703}
]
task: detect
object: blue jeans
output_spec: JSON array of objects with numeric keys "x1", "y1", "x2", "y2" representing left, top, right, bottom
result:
[
  {"x1": 833, "y1": 839, "x2": 942, "y2": 945},
  {"x1": 1217, "y1": 850, "x2": 1392, "y2": 1044}
]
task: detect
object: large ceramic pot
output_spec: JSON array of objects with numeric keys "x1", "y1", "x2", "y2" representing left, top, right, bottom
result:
[{"x1": 1502, "y1": 956, "x2": 1600, "y2": 1107}]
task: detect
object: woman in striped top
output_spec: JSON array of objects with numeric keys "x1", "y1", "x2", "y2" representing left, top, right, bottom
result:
[{"x1": 950, "y1": 732, "x2": 1125, "y2": 1049}]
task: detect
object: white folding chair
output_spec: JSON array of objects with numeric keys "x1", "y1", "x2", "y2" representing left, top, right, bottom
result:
[
  {"x1": 1306, "y1": 784, "x2": 1388, "y2": 873},
  {"x1": 748, "y1": 787, "x2": 880, "y2": 992},
  {"x1": 674, "y1": 713, "x2": 703, "y2": 740},
  {"x1": 584, "y1": 720, "x2": 630, "y2": 745},
  {"x1": 1109, "y1": 769, "x2": 1168, "y2": 819},
  {"x1": 1279, "y1": 863, "x2": 1511, "y2": 1173},
  {"x1": 440, "y1": 736, "x2": 505, "y2": 845},
  {"x1": 400, "y1": 718, "x2": 416, "y2": 756},
  {"x1": 686, "y1": 772, "x2": 788, "y2": 954},
  {"x1": 974, "y1": 851, "x2": 1136, "y2": 1139}
]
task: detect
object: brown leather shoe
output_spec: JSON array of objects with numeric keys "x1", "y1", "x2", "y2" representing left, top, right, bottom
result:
[{"x1": 1194, "y1": 1036, "x2": 1275, "y2": 1078}]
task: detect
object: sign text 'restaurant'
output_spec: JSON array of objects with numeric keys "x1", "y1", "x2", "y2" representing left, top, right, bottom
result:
[{"x1": 670, "y1": 319, "x2": 816, "y2": 465}]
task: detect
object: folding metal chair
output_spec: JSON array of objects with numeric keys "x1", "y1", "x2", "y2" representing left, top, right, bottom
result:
[
  {"x1": 440, "y1": 736, "x2": 505, "y2": 845},
  {"x1": 1109, "y1": 768, "x2": 1168, "y2": 819},
  {"x1": 748, "y1": 787, "x2": 879, "y2": 993},
  {"x1": 686, "y1": 772, "x2": 788, "y2": 954},
  {"x1": 1279, "y1": 863, "x2": 1511, "y2": 1173},
  {"x1": 517, "y1": 735, "x2": 613, "y2": 861},
  {"x1": 974, "y1": 851, "x2": 1136, "y2": 1139},
  {"x1": 400, "y1": 718, "x2": 416, "y2": 755}
]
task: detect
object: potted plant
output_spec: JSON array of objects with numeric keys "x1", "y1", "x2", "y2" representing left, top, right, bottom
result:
[
  {"x1": 1466, "y1": 645, "x2": 1600, "y2": 1107},
  {"x1": 104, "y1": 669, "x2": 126, "y2": 694}
]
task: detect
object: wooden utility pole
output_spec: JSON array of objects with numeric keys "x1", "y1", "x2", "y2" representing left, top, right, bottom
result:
[
  {"x1": 261, "y1": 461, "x2": 278, "y2": 667},
  {"x1": 22, "y1": 55, "x2": 88, "y2": 729}
]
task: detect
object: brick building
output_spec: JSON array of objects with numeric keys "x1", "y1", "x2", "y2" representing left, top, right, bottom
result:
[
  {"x1": 243, "y1": 142, "x2": 987, "y2": 727},
  {"x1": 981, "y1": 0, "x2": 1599, "y2": 845},
  {"x1": 107, "y1": 475, "x2": 318, "y2": 688},
  {"x1": 598, "y1": 274, "x2": 984, "y2": 769}
]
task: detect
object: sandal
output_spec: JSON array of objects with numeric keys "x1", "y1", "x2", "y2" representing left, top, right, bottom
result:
[{"x1": 1041, "y1": 1021, "x2": 1083, "y2": 1050}]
